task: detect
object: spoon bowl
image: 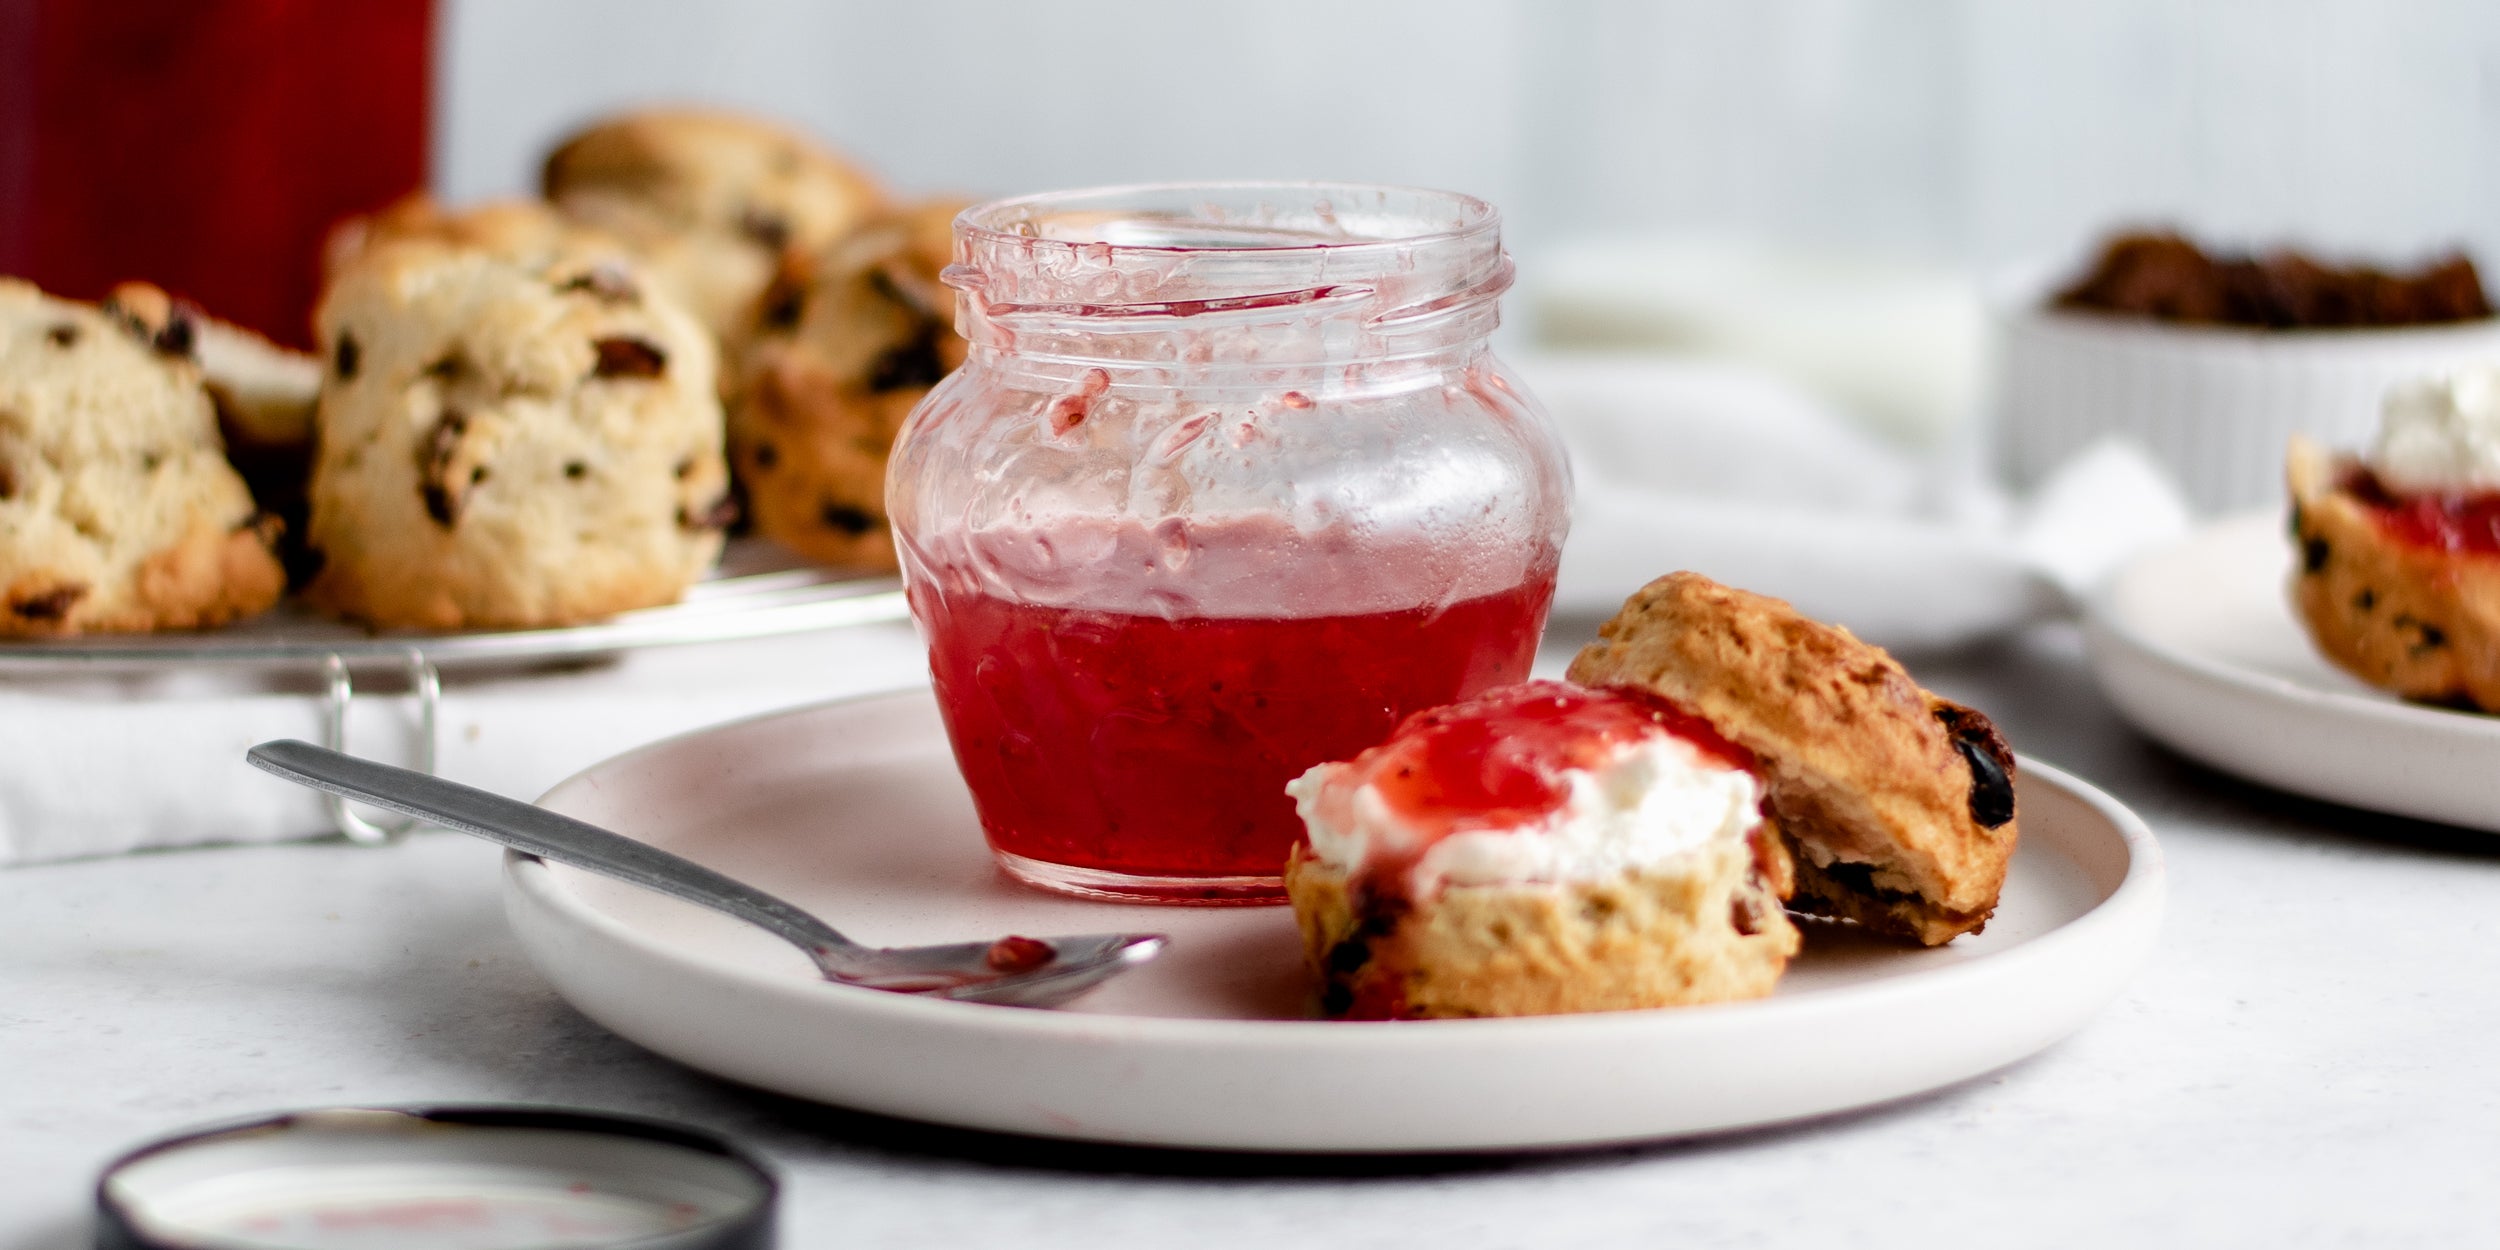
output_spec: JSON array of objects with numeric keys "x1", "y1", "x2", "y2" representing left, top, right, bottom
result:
[{"x1": 245, "y1": 739, "x2": 1166, "y2": 1008}]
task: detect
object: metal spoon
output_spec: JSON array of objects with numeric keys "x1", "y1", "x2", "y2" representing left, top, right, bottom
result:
[{"x1": 245, "y1": 739, "x2": 1166, "y2": 1007}]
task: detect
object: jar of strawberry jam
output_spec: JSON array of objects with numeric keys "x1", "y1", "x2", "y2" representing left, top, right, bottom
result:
[{"x1": 889, "y1": 183, "x2": 1570, "y2": 904}]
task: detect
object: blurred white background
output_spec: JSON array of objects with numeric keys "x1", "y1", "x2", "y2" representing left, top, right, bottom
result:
[{"x1": 440, "y1": 0, "x2": 2500, "y2": 274}]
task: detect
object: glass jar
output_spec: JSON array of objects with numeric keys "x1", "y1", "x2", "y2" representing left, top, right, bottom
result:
[{"x1": 889, "y1": 183, "x2": 1570, "y2": 904}]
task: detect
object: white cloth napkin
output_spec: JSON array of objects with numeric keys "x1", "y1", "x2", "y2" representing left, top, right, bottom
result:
[
  {"x1": 0, "y1": 622, "x2": 931, "y2": 867},
  {"x1": 1524, "y1": 353, "x2": 2194, "y2": 650}
]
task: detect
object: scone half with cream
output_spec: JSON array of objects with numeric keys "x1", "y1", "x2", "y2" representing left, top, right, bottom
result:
[
  {"x1": 1568, "y1": 571, "x2": 2019, "y2": 947},
  {"x1": 1284, "y1": 681, "x2": 1799, "y2": 1020},
  {"x1": 2288, "y1": 370, "x2": 2500, "y2": 712}
]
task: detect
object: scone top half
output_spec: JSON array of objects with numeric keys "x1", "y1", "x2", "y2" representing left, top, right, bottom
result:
[{"x1": 1568, "y1": 571, "x2": 2018, "y2": 945}]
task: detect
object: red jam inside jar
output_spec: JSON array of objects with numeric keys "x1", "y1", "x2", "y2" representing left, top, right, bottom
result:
[
  {"x1": 919, "y1": 566, "x2": 1555, "y2": 890},
  {"x1": 2342, "y1": 464, "x2": 2500, "y2": 556}
]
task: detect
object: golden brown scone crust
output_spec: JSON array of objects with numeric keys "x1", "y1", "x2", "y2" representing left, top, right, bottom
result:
[
  {"x1": 1567, "y1": 571, "x2": 2017, "y2": 946},
  {"x1": 306, "y1": 242, "x2": 730, "y2": 629},
  {"x1": 541, "y1": 108, "x2": 885, "y2": 349},
  {"x1": 324, "y1": 195, "x2": 624, "y2": 282},
  {"x1": 0, "y1": 280, "x2": 284, "y2": 635},
  {"x1": 2287, "y1": 435, "x2": 2500, "y2": 711},
  {"x1": 729, "y1": 199, "x2": 966, "y2": 572},
  {"x1": 1284, "y1": 835, "x2": 1798, "y2": 1020}
]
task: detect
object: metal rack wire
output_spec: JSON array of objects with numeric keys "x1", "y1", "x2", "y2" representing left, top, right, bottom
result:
[{"x1": 0, "y1": 543, "x2": 911, "y2": 842}]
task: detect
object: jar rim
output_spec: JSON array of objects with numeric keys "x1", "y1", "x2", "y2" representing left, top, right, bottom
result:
[{"x1": 951, "y1": 181, "x2": 1500, "y2": 260}]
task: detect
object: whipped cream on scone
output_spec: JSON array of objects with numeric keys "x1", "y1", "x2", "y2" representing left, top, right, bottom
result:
[
  {"x1": 1282, "y1": 680, "x2": 1799, "y2": 1020},
  {"x1": 2372, "y1": 369, "x2": 2500, "y2": 494},
  {"x1": 1288, "y1": 683, "x2": 1763, "y2": 898}
]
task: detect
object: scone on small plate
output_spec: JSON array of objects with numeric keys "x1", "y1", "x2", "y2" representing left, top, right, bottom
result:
[
  {"x1": 730, "y1": 199, "x2": 965, "y2": 572},
  {"x1": 541, "y1": 108, "x2": 885, "y2": 353},
  {"x1": 1284, "y1": 681, "x2": 1800, "y2": 1020},
  {"x1": 1569, "y1": 571, "x2": 2019, "y2": 946},
  {"x1": 0, "y1": 279, "x2": 284, "y2": 635},
  {"x1": 307, "y1": 241, "x2": 732, "y2": 630},
  {"x1": 2288, "y1": 371, "x2": 2500, "y2": 712}
]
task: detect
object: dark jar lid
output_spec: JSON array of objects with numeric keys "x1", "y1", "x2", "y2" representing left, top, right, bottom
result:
[{"x1": 93, "y1": 1105, "x2": 776, "y2": 1250}]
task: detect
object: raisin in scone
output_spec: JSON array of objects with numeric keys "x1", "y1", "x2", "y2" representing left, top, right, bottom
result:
[
  {"x1": 541, "y1": 109, "x2": 884, "y2": 350},
  {"x1": 0, "y1": 279, "x2": 283, "y2": 635},
  {"x1": 1284, "y1": 681, "x2": 1798, "y2": 1019},
  {"x1": 1568, "y1": 571, "x2": 2018, "y2": 946},
  {"x1": 307, "y1": 242, "x2": 732, "y2": 629},
  {"x1": 731, "y1": 199, "x2": 965, "y2": 571},
  {"x1": 2288, "y1": 432, "x2": 2500, "y2": 711}
]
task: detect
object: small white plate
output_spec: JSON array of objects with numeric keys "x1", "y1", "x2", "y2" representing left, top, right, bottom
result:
[
  {"x1": 2085, "y1": 513, "x2": 2500, "y2": 832},
  {"x1": 504, "y1": 690, "x2": 2164, "y2": 1153}
]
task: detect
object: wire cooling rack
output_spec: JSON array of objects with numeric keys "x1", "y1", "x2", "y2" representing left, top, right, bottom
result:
[{"x1": 0, "y1": 542, "x2": 911, "y2": 842}]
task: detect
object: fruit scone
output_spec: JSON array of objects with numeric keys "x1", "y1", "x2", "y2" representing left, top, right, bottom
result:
[
  {"x1": 1569, "y1": 572, "x2": 2019, "y2": 947},
  {"x1": 2288, "y1": 369, "x2": 2500, "y2": 712},
  {"x1": 1283, "y1": 572, "x2": 2020, "y2": 1020},
  {"x1": 306, "y1": 240, "x2": 732, "y2": 629},
  {"x1": 730, "y1": 199, "x2": 966, "y2": 571},
  {"x1": 541, "y1": 108, "x2": 885, "y2": 357},
  {"x1": 0, "y1": 278, "x2": 284, "y2": 635}
]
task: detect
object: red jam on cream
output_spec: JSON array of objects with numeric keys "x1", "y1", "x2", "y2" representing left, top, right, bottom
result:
[
  {"x1": 1286, "y1": 681, "x2": 1763, "y2": 899},
  {"x1": 2342, "y1": 465, "x2": 2500, "y2": 557}
]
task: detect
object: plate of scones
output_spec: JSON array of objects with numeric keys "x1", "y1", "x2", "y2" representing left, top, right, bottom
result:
[
  {"x1": 0, "y1": 108, "x2": 947, "y2": 665},
  {"x1": 503, "y1": 573, "x2": 2165, "y2": 1151},
  {"x1": 2086, "y1": 367, "x2": 2500, "y2": 834}
]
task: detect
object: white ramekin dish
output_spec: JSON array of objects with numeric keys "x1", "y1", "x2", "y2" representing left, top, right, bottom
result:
[{"x1": 1995, "y1": 306, "x2": 2500, "y2": 515}]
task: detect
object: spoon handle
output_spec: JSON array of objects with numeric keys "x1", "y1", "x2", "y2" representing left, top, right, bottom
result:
[{"x1": 246, "y1": 739, "x2": 865, "y2": 960}]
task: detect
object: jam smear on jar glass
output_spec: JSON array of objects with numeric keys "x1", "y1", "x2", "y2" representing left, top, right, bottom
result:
[{"x1": 889, "y1": 184, "x2": 1572, "y2": 904}]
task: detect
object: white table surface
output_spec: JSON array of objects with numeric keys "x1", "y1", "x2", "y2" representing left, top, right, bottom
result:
[{"x1": 8, "y1": 618, "x2": 2498, "y2": 1249}]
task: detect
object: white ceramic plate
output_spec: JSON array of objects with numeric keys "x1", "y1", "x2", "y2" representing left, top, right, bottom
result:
[
  {"x1": 504, "y1": 690, "x2": 2165, "y2": 1153},
  {"x1": 2084, "y1": 513, "x2": 2500, "y2": 833}
]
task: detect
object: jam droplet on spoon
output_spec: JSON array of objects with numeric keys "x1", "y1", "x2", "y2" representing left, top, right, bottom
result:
[{"x1": 985, "y1": 935, "x2": 1056, "y2": 974}]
